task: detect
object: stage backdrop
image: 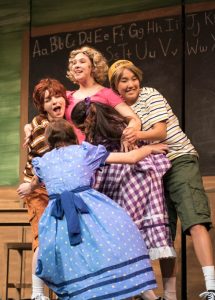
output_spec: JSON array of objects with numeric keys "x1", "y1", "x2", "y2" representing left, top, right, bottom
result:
[{"x1": 25, "y1": 2, "x2": 215, "y2": 175}]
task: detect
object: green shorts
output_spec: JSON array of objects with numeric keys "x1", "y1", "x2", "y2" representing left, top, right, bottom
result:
[{"x1": 164, "y1": 155, "x2": 211, "y2": 240}]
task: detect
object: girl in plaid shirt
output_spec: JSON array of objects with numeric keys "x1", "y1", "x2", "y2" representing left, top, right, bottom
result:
[
  {"x1": 108, "y1": 60, "x2": 215, "y2": 300},
  {"x1": 71, "y1": 100, "x2": 176, "y2": 300}
]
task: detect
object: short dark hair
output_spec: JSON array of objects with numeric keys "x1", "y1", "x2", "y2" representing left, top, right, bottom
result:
[{"x1": 45, "y1": 119, "x2": 78, "y2": 149}]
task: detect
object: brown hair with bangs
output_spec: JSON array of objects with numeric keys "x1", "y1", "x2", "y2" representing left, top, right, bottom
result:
[
  {"x1": 110, "y1": 64, "x2": 143, "y2": 94},
  {"x1": 33, "y1": 78, "x2": 68, "y2": 114}
]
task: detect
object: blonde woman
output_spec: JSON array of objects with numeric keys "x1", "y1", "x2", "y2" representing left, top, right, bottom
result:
[{"x1": 66, "y1": 46, "x2": 140, "y2": 144}]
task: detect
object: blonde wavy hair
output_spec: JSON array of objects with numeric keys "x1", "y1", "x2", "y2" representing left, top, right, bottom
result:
[{"x1": 67, "y1": 46, "x2": 108, "y2": 85}]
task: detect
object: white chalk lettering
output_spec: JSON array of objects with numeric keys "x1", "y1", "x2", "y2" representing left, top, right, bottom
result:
[
  {"x1": 135, "y1": 42, "x2": 148, "y2": 60},
  {"x1": 95, "y1": 28, "x2": 103, "y2": 43},
  {"x1": 186, "y1": 39, "x2": 208, "y2": 55},
  {"x1": 149, "y1": 50, "x2": 156, "y2": 58},
  {"x1": 41, "y1": 48, "x2": 49, "y2": 55},
  {"x1": 65, "y1": 34, "x2": 76, "y2": 48},
  {"x1": 32, "y1": 40, "x2": 41, "y2": 58},
  {"x1": 199, "y1": 45, "x2": 208, "y2": 53},
  {"x1": 165, "y1": 18, "x2": 176, "y2": 32},
  {"x1": 103, "y1": 33, "x2": 109, "y2": 41},
  {"x1": 106, "y1": 46, "x2": 114, "y2": 60},
  {"x1": 186, "y1": 14, "x2": 200, "y2": 37},
  {"x1": 106, "y1": 46, "x2": 123, "y2": 60},
  {"x1": 117, "y1": 43, "x2": 129, "y2": 58},
  {"x1": 129, "y1": 23, "x2": 144, "y2": 39},
  {"x1": 211, "y1": 33, "x2": 215, "y2": 51},
  {"x1": 205, "y1": 11, "x2": 215, "y2": 25},
  {"x1": 50, "y1": 36, "x2": 58, "y2": 53},
  {"x1": 187, "y1": 39, "x2": 199, "y2": 55},
  {"x1": 78, "y1": 31, "x2": 92, "y2": 45},
  {"x1": 171, "y1": 49, "x2": 178, "y2": 56},
  {"x1": 159, "y1": 38, "x2": 172, "y2": 57},
  {"x1": 126, "y1": 48, "x2": 132, "y2": 59},
  {"x1": 112, "y1": 25, "x2": 125, "y2": 43},
  {"x1": 147, "y1": 20, "x2": 155, "y2": 34},
  {"x1": 50, "y1": 36, "x2": 64, "y2": 53},
  {"x1": 159, "y1": 39, "x2": 178, "y2": 56},
  {"x1": 155, "y1": 22, "x2": 162, "y2": 33}
]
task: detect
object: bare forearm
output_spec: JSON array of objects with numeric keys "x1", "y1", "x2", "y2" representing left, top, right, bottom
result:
[
  {"x1": 106, "y1": 148, "x2": 150, "y2": 164},
  {"x1": 106, "y1": 143, "x2": 168, "y2": 164},
  {"x1": 127, "y1": 116, "x2": 141, "y2": 131},
  {"x1": 128, "y1": 146, "x2": 153, "y2": 163},
  {"x1": 115, "y1": 102, "x2": 141, "y2": 131},
  {"x1": 137, "y1": 129, "x2": 166, "y2": 141},
  {"x1": 137, "y1": 121, "x2": 167, "y2": 141}
]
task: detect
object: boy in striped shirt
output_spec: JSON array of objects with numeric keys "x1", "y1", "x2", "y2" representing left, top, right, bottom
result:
[
  {"x1": 18, "y1": 78, "x2": 67, "y2": 300},
  {"x1": 108, "y1": 60, "x2": 215, "y2": 300}
]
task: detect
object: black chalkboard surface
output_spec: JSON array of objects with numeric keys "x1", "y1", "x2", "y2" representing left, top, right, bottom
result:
[
  {"x1": 185, "y1": 8, "x2": 215, "y2": 175},
  {"x1": 28, "y1": 3, "x2": 215, "y2": 175}
]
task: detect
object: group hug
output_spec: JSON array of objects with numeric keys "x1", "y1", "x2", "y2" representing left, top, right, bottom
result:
[{"x1": 17, "y1": 46, "x2": 215, "y2": 300}]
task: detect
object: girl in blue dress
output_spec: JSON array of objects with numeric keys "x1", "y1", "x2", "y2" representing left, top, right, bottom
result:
[{"x1": 18, "y1": 119, "x2": 168, "y2": 300}]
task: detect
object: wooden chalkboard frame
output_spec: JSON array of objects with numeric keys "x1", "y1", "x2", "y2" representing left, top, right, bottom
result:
[{"x1": 20, "y1": 1, "x2": 215, "y2": 178}]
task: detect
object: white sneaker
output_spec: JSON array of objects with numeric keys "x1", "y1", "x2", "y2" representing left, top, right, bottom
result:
[
  {"x1": 200, "y1": 290, "x2": 215, "y2": 300},
  {"x1": 32, "y1": 295, "x2": 50, "y2": 300}
]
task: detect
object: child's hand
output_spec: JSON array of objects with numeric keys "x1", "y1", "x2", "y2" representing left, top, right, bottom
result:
[
  {"x1": 121, "y1": 140, "x2": 138, "y2": 152},
  {"x1": 23, "y1": 123, "x2": 33, "y2": 148},
  {"x1": 17, "y1": 183, "x2": 32, "y2": 198},
  {"x1": 122, "y1": 127, "x2": 139, "y2": 144},
  {"x1": 147, "y1": 143, "x2": 169, "y2": 154}
]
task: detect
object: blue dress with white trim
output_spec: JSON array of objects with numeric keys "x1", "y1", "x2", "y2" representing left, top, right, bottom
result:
[{"x1": 32, "y1": 142, "x2": 157, "y2": 300}]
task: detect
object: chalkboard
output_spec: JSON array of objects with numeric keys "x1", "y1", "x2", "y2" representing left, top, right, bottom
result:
[
  {"x1": 185, "y1": 8, "x2": 215, "y2": 176},
  {"x1": 27, "y1": 3, "x2": 215, "y2": 175}
]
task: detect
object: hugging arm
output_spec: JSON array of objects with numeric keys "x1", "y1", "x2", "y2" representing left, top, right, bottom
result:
[
  {"x1": 114, "y1": 102, "x2": 141, "y2": 143},
  {"x1": 123, "y1": 121, "x2": 167, "y2": 142},
  {"x1": 106, "y1": 143, "x2": 168, "y2": 164}
]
